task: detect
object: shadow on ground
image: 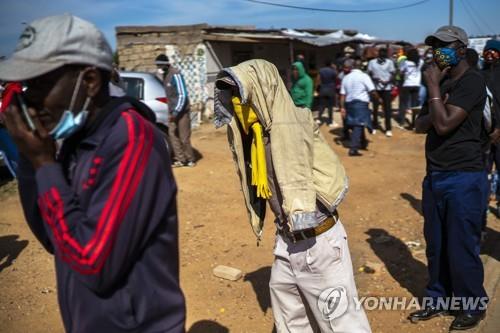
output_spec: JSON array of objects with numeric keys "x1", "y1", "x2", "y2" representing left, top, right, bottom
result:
[
  {"x1": 400, "y1": 193, "x2": 500, "y2": 262},
  {"x1": 366, "y1": 228, "x2": 427, "y2": 298},
  {"x1": 400, "y1": 192, "x2": 423, "y2": 217},
  {"x1": 193, "y1": 148, "x2": 204, "y2": 162},
  {"x1": 244, "y1": 266, "x2": 271, "y2": 314},
  {"x1": 0, "y1": 235, "x2": 29, "y2": 273},
  {"x1": 188, "y1": 320, "x2": 229, "y2": 333},
  {"x1": 244, "y1": 265, "x2": 319, "y2": 332},
  {"x1": 481, "y1": 226, "x2": 500, "y2": 262}
]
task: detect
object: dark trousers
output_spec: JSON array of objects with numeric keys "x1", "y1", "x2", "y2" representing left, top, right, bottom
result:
[
  {"x1": 372, "y1": 90, "x2": 392, "y2": 131},
  {"x1": 399, "y1": 86, "x2": 419, "y2": 125},
  {"x1": 342, "y1": 117, "x2": 350, "y2": 140},
  {"x1": 350, "y1": 126, "x2": 365, "y2": 152},
  {"x1": 318, "y1": 94, "x2": 335, "y2": 124},
  {"x1": 169, "y1": 109, "x2": 195, "y2": 163},
  {"x1": 422, "y1": 171, "x2": 489, "y2": 314}
]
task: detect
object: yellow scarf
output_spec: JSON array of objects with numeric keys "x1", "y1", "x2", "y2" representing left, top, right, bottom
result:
[{"x1": 232, "y1": 96, "x2": 272, "y2": 199}]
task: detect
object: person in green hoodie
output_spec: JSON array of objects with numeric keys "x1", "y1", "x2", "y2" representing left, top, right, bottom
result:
[{"x1": 291, "y1": 61, "x2": 314, "y2": 108}]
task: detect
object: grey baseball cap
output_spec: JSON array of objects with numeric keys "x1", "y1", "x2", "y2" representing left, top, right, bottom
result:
[
  {"x1": 0, "y1": 14, "x2": 113, "y2": 81},
  {"x1": 425, "y1": 25, "x2": 468, "y2": 46}
]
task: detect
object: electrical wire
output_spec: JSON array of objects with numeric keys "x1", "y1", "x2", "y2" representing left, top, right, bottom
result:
[
  {"x1": 242, "y1": 0, "x2": 431, "y2": 13},
  {"x1": 462, "y1": 0, "x2": 496, "y2": 35},
  {"x1": 459, "y1": 0, "x2": 486, "y2": 35}
]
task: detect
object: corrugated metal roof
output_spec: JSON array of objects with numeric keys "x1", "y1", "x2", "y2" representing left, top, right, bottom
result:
[{"x1": 116, "y1": 24, "x2": 411, "y2": 46}]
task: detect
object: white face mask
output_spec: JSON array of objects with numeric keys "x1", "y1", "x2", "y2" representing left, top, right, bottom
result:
[
  {"x1": 48, "y1": 71, "x2": 91, "y2": 140},
  {"x1": 157, "y1": 68, "x2": 165, "y2": 75}
]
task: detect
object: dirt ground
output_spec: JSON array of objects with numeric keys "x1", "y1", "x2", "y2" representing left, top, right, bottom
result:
[{"x1": 1, "y1": 119, "x2": 499, "y2": 333}]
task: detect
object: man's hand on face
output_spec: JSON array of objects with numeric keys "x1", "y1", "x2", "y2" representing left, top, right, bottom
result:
[
  {"x1": 423, "y1": 63, "x2": 450, "y2": 88},
  {"x1": 1, "y1": 104, "x2": 56, "y2": 169}
]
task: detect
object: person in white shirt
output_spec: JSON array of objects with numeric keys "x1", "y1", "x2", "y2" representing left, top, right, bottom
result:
[
  {"x1": 340, "y1": 58, "x2": 381, "y2": 156},
  {"x1": 398, "y1": 49, "x2": 423, "y2": 127},
  {"x1": 367, "y1": 48, "x2": 396, "y2": 137}
]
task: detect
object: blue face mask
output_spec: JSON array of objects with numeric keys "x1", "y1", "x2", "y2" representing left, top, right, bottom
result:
[
  {"x1": 49, "y1": 109, "x2": 89, "y2": 140},
  {"x1": 49, "y1": 71, "x2": 91, "y2": 140},
  {"x1": 433, "y1": 47, "x2": 462, "y2": 69}
]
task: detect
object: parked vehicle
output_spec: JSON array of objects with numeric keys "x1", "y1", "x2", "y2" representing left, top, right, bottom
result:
[
  {"x1": 0, "y1": 127, "x2": 18, "y2": 182},
  {"x1": 119, "y1": 71, "x2": 169, "y2": 128}
]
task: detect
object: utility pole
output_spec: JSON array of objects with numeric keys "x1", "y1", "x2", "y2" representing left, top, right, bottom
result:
[{"x1": 449, "y1": 0, "x2": 454, "y2": 25}]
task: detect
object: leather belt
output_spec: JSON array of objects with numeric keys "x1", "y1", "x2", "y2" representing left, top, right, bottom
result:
[{"x1": 280, "y1": 211, "x2": 338, "y2": 243}]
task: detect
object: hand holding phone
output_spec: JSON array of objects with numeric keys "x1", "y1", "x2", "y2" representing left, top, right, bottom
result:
[
  {"x1": 1, "y1": 82, "x2": 56, "y2": 169},
  {"x1": 1, "y1": 83, "x2": 36, "y2": 131}
]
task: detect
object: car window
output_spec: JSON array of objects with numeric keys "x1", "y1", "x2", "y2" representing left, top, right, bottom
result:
[{"x1": 122, "y1": 77, "x2": 144, "y2": 100}]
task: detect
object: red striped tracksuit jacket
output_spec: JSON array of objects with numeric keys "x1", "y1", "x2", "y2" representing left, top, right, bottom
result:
[{"x1": 17, "y1": 99, "x2": 186, "y2": 333}]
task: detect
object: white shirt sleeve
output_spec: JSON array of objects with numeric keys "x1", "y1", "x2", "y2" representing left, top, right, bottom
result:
[
  {"x1": 364, "y1": 74, "x2": 375, "y2": 92},
  {"x1": 340, "y1": 78, "x2": 346, "y2": 95}
]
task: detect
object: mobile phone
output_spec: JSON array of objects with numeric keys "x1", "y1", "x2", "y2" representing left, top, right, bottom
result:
[
  {"x1": 15, "y1": 92, "x2": 36, "y2": 131},
  {"x1": 0, "y1": 82, "x2": 36, "y2": 131}
]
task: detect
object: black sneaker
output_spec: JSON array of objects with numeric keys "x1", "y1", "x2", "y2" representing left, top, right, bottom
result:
[
  {"x1": 408, "y1": 307, "x2": 449, "y2": 323},
  {"x1": 449, "y1": 312, "x2": 485, "y2": 331}
]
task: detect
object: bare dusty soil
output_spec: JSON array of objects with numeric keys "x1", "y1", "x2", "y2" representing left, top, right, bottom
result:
[{"x1": 1, "y1": 121, "x2": 499, "y2": 333}]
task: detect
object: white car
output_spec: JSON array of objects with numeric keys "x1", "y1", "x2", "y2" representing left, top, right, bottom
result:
[{"x1": 119, "y1": 71, "x2": 169, "y2": 128}]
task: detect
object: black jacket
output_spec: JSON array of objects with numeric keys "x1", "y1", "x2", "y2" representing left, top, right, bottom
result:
[{"x1": 17, "y1": 98, "x2": 186, "y2": 332}]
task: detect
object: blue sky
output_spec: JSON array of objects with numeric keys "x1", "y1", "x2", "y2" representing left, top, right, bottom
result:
[{"x1": 0, "y1": 0, "x2": 499, "y2": 56}]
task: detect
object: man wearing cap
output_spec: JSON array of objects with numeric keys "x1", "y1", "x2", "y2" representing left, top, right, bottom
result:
[
  {"x1": 214, "y1": 59, "x2": 371, "y2": 333},
  {"x1": 412, "y1": 26, "x2": 488, "y2": 330},
  {"x1": 155, "y1": 54, "x2": 195, "y2": 168},
  {"x1": 0, "y1": 14, "x2": 185, "y2": 333}
]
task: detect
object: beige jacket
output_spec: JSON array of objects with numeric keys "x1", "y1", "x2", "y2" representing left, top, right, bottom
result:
[{"x1": 214, "y1": 59, "x2": 348, "y2": 239}]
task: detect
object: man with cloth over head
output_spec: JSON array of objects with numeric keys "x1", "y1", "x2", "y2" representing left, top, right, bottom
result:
[{"x1": 214, "y1": 59, "x2": 371, "y2": 333}]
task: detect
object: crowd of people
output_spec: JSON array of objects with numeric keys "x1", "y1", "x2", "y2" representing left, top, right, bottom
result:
[
  {"x1": 289, "y1": 36, "x2": 500, "y2": 215},
  {"x1": 289, "y1": 42, "x2": 496, "y2": 154},
  {"x1": 0, "y1": 13, "x2": 499, "y2": 333}
]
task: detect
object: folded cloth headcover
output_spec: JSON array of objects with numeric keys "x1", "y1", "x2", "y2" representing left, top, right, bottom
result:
[{"x1": 232, "y1": 96, "x2": 272, "y2": 199}]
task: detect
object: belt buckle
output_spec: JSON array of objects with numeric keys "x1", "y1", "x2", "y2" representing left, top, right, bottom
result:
[
  {"x1": 288, "y1": 231, "x2": 303, "y2": 243},
  {"x1": 280, "y1": 230, "x2": 296, "y2": 243},
  {"x1": 289, "y1": 230, "x2": 308, "y2": 243}
]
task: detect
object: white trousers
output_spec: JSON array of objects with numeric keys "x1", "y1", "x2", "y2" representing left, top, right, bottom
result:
[{"x1": 270, "y1": 220, "x2": 372, "y2": 333}]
